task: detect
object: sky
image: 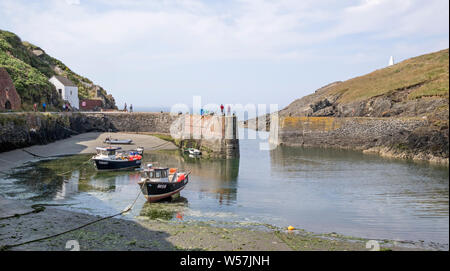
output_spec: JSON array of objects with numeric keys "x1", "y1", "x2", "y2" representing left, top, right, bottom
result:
[{"x1": 0, "y1": 0, "x2": 448, "y2": 111}]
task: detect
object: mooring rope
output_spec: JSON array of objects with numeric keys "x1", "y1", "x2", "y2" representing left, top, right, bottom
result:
[
  {"x1": 0, "y1": 203, "x2": 72, "y2": 220},
  {"x1": 56, "y1": 157, "x2": 93, "y2": 176},
  {"x1": 21, "y1": 149, "x2": 51, "y2": 159},
  {"x1": 149, "y1": 141, "x2": 173, "y2": 150},
  {"x1": 55, "y1": 122, "x2": 80, "y2": 135},
  {"x1": 0, "y1": 181, "x2": 146, "y2": 251}
]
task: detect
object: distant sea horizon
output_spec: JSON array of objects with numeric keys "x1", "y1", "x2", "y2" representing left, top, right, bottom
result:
[{"x1": 132, "y1": 106, "x2": 173, "y2": 112}]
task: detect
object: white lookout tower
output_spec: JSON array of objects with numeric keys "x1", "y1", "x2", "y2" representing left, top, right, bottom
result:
[{"x1": 388, "y1": 56, "x2": 394, "y2": 66}]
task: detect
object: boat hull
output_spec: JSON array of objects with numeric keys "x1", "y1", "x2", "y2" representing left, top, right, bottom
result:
[
  {"x1": 94, "y1": 158, "x2": 141, "y2": 170},
  {"x1": 139, "y1": 178, "x2": 189, "y2": 202}
]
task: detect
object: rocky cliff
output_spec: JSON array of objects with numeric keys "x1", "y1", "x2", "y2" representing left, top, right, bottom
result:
[
  {"x1": 0, "y1": 29, "x2": 117, "y2": 110},
  {"x1": 281, "y1": 49, "x2": 448, "y2": 119},
  {"x1": 256, "y1": 49, "x2": 449, "y2": 164}
]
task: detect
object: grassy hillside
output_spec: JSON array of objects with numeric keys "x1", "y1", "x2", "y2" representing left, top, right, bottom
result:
[
  {"x1": 330, "y1": 49, "x2": 449, "y2": 103},
  {"x1": 0, "y1": 29, "x2": 116, "y2": 110},
  {"x1": 279, "y1": 49, "x2": 449, "y2": 120}
]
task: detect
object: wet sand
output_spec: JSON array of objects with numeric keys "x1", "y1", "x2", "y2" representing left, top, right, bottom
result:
[{"x1": 0, "y1": 197, "x2": 424, "y2": 251}]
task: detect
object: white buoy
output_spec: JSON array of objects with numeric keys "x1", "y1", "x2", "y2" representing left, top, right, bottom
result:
[{"x1": 388, "y1": 56, "x2": 394, "y2": 66}]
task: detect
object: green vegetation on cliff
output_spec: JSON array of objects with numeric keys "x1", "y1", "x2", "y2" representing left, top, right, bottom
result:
[
  {"x1": 280, "y1": 49, "x2": 449, "y2": 120},
  {"x1": 331, "y1": 49, "x2": 449, "y2": 103},
  {"x1": 0, "y1": 29, "x2": 117, "y2": 110}
]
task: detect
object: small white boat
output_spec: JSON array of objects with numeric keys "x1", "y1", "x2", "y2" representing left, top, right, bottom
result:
[
  {"x1": 104, "y1": 137, "x2": 133, "y2": 144},
  {"x1": 184, "y1": 148, "x2": 202, "y2": 156}
]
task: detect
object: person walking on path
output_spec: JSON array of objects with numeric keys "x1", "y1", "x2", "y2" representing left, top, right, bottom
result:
[
  {"x1": 42, "y1": 102, "x2": 46, "y2": 112},
  {"x1": 33, "y1": 103, "x2": 37, "y2": 112},
  {"x1": 62, "y1": 103, "x2": 66, "y2": 112},
  {"x1": 220, "y1": 104, "x2": 224, "y2": 115}
]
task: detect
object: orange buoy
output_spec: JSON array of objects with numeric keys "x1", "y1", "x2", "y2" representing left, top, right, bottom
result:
[{"x1": 287, "y1": 226, "x2": 295, "y2": 231}]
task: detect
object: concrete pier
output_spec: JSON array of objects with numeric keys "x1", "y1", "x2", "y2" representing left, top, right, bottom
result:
[{"x1": 170, "y1": 114, "x2": 239, "y2": 159}]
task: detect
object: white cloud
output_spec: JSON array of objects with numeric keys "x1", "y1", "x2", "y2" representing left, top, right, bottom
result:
[
  {"x1": 65, "y1": 0, "x2": 80, "y2": 6},
  {"x1": 0, "y1": 0, "x2": 447, "y2": 106},
  {"x1": 1, "y1": 0, "x2": 448, "y2": 62}
]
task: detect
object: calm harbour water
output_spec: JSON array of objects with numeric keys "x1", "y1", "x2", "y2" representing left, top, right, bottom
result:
[{"x1": 1, "y1": 129, "x2": 448, "y2": 247}]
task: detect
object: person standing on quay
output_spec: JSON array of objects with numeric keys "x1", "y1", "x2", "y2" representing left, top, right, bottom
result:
[
  {"x1": 124, "y1": 102, "x2": 127, "y2": 112},
  {"x1": 220, "y1": 104, "x2": 224, "y2": 115},
  {"x1": 227, "y1": 105, "x2": 231, "y2": 116},
  {"x1": 130, "y1": 104, "x2": 133, "y2": 113}
]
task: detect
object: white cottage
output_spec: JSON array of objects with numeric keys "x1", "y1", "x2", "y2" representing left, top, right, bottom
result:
[{"x1": 49, "y1": 75, "x2": 79, "y2": 109}]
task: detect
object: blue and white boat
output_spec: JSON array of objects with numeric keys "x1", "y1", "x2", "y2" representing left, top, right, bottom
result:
[{"x1": 92, "y1": 146, "x2": 142, "y2": 170}]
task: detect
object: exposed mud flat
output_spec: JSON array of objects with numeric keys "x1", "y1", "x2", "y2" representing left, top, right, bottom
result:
[{"x1": 0, "y1": 204, "x2": 430, "y2": 251}]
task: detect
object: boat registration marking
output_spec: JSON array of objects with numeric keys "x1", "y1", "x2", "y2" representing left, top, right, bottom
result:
[{"x1": 157, "y1": 184, "x2": 167, "y2": 189}]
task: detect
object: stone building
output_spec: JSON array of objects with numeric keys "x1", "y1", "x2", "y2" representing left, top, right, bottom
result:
[
  {"x1": 49, "y1": 75, "x2": 79, "y2": 109},
  {"x1": 0, "y1": 67, "x2": 21, "y2": 111},
  {"x1": 80, "y1": 99, "x2": 103, "y2": 111}
]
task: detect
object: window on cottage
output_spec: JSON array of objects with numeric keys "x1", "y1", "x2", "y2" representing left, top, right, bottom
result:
[{"x1": 58, "y1": 89, "x2": 62, "y2": 96}]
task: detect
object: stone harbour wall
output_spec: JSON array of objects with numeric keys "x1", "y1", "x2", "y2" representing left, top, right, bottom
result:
[
  {"x1": 0, "y1": 113, "x2": 114, "y2": 152},
  {"x1": 0, "y1": 112, "x2": 240, "y2": 159},
  {"x1": 270, "y1": 116, "x2": 448, "y2": 164},
  {"x1": 81, "y1": 112, "x2": 178, "y2": 133},
  {"x1": 169, "y1": 114, "x2": 239, "y2": 158}
]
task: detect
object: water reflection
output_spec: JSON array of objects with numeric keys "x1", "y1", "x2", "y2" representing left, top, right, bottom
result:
[
  {"x1": 145, "y1": 151, "x2": 240, "y2": 205},
  {"x1": 2, "y1": 151, "x2": 241, "y2": 208},
  {"x1": 1, "y1": 139, "x2": 448, "y2": 246},
  {"x1": 54, "y1": 171, "x2": 79, "y2": 200},
  {"x1": 268, "y1": 145, "x2": 449, "y2": 243}
]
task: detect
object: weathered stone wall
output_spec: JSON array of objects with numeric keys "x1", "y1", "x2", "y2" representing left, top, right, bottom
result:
[
  {"x1": 79, "y1": 113, "x2": 240, "y2": 158},
  {"x1": 0, "y1": 113, "x2": 114, "y2": 152},
  {"x1": 170, "y1": 114, "x2": 239, "y2": 158},
  {"x1": 0, "y1": 112, "x2": 240, "y2": 158},
  {"x1": 82, "y1": 112, "x2": 178, "y2": 133},
  {"x1": 270, "y1": 116, "x2": 448, "y2": 164},
  {"x1": 275, "y1": 116, "x2": 426, "y2": 149}
]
